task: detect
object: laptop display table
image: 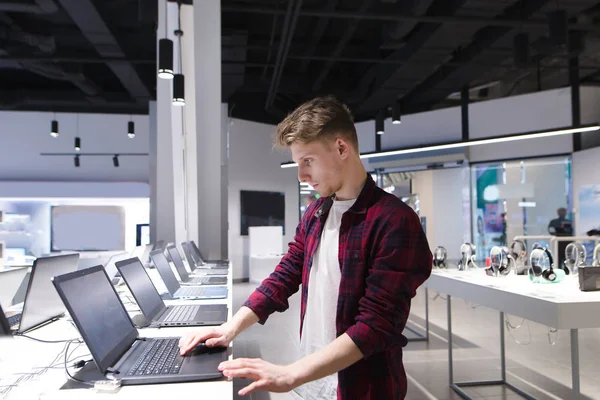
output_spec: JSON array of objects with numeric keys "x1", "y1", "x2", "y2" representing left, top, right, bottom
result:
[{"x1": 427, "y1": 269, "x2": 600, "y2": 400}]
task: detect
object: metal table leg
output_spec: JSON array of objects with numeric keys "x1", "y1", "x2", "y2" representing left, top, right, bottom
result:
[
  {"x1": 405, "y1": 286, "x2": 430, "y2": 342},
  {"x1": 448, "y1": 308, "x2": 537, "y2": 400},
  {"x1": 571, "y1": 329, "x2": 580, "y2": 395}
]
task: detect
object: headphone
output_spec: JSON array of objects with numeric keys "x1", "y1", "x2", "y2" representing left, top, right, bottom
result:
[
  {"x1": 433, "y1": 246, "x2": 447, "y2": 268},
  {"x1": 529, "y1": 247, "x2": 556, "y2": 282},
  {"x1": 562, "y1": 242, "x2": 586, "y2": 275},
  {"x1": 487, "y1": 246, "x2": 513, "y2": 277},
  {"x1": 458, "y1": 243, "x2": 477, "y2": 271},
  {"x1": 593, "y1": 243, "x2": 600, "y2": 267}
]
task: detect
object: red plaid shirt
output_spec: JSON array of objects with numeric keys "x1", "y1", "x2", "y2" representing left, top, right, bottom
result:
[{"x1": 243, "y1": 174, "x2": 432, "y2": 399}]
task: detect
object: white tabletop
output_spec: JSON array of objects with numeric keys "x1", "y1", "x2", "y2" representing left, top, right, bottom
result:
[
  {"x1": 0, "y1": 260, "x2": 234, "y2": 400},
  {"x1": 426, "y1": 269, "x2": 600, "y2": 329}
]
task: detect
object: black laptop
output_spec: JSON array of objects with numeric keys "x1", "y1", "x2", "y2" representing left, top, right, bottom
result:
[
  {"x1": 0, "y1": 304, "x2": 12, "y2": 336},
  {"x1": 52, "y1": 265, "x2": 227, "y2": 385},
  {"x1": 179, "y1": 242, "x2": 226, "y2": 275},
  {"x1": 115, "y1": 258, "x2": 227, "y2": 328},
  {"x1": 166, "y1": 246, "x2": 227, "y2": 286},
  {"x1": 148, "y1": 250, "x2": 228, "y2": 300},
  {"x1": 190, "y1": 241, "x2": 229, "y2": 267},
  {"x1": 10, "y1": 254, "x2": 80, "y2": 333}
]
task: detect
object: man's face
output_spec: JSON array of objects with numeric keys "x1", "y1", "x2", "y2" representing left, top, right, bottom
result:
[
  {"x1": 291, "y1": 139, "x2": 345, "y2": 198},
  {"x1": 558, "y1": 208, "x2": 567, "y2": 218}
]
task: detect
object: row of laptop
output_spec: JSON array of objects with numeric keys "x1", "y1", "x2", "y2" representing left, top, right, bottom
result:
[{"x1": 0, "y1": 241, "x2": 233, "y2": 385}]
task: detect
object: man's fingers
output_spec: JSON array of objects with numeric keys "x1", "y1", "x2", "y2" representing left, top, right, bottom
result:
[
  {"x1": 205, "y1": 337, "x2": 224, "y2": 347},
  {"x1": 238, "y1": 380, "x2": 265, "y2": 397},
  {"x1": 219, "y1": 358, "x2": 259, "y2": 371},
  {"x1": 223, "y1": 367, "x2": 260, "y2": 381}
]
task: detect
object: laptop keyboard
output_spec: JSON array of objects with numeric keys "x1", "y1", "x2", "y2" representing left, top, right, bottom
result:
[
  {"x1": 163, "y1": 305, "x2": 200, "y2": 322},
  {"x1": 189, "y1": 276, "x2": 209, "y2": 284},
  {"x1": 127, "y1": 339, "x2": 183, "y2": 376},
  {"x1": 177, "y1": 286, "x2": 208, "y2": 297},
  {"x1": 8, "y1": 313, "x2": 21, "y2": 328}
]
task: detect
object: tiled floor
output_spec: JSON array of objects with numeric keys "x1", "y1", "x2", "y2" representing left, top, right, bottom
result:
[{"x1": 231, "y1": 283, "x2": 600, "y2": 400}]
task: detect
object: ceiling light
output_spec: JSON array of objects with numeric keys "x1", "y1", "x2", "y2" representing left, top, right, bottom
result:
[
  {"x1": 128, "y1": 121, "x2": 135, "y2": 138},
  {"x1": 280, "y1": 124, "x2": 600, "y2": 168},
  {"x1": 158, "y1": 39, "x2": 174, "y2": 79},
  {"x1": 74, "y1": 155, "x2": 80, "y2": 168},
  {"x1": 113, "y1": 155, "x2": 120, "y2": 168},
  {"x1": 375, "y1": 110, "x2": 385, "y2": 135},
  {"x1": 50, "y1": 120, "x2": 59, "y2": 138},
  {"x1": 172, "y1": 74, "x2": 185, "y2": 106},
  {"x1": 74, "y1": 137, "x2": 81, "y2": 152},
  {"x1": 392, "y1": 101, "x2": 402, "y2": 124}
]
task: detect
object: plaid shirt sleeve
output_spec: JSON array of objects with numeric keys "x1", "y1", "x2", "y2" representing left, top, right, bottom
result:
[
  {"x1": 242, "y1": 201, "x2": 317, "y2": 324},
  {"x1": 345, "y1": 206, "x2": 432, "y2": 358}
]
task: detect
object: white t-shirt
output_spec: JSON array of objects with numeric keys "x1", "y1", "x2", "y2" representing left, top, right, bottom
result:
[{"x1": 296, "y1": 197, "x2": 356, "y2": 400}]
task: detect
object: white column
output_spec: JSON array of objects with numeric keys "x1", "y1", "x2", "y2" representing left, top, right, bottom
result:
[
  {"x1": 152, "y1": 0, "x2": 176, "y2": 243},
  {"x1": 181, "y1": 4, "x2": 199, "y2": 246},
  {"x1": 194, "y1": 0, "x2": 227, "y2": 260}
]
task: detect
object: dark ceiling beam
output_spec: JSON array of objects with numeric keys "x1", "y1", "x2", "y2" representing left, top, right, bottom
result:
[
  {"x1": 0, "y1": 55, "x2": 155, "y2": 64},
  {"x1": 0, "y1": 0, "x2": 58, "y2": 14},
  {"x1": 401, "y1": 0, "x2": 553, "y2": 106},
  {"x1": 221, "y1": 5, "x2": 600, "y2": 32},
  {"x1": 298, "y1": 0, "x2": 340, "y2": 73},
  {"x1": 265, "y1": 0, "x2": 302, "y2": 111},
  {"x1": 312, "y1": 0, "x2": 375, "y2": 92},
  {"x1": 56, "y1": 0, "x2": 151, "y2": 103}
]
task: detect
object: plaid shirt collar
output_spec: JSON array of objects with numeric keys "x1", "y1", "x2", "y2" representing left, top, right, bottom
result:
[{"x1": 315, "y1": 172, "x2": 374, "y2": 220}]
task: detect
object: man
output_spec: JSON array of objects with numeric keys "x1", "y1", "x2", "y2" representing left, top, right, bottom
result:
[
  {"x1": 179, "y1": 96, "x2": 432, "y2": 399},
  {"x1": 548, "y1": 207, "x2": 573, "y2": 236}
]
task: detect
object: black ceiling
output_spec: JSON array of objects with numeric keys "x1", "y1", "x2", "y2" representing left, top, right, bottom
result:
[{"x1": 1, "y1": 0, "x2": 600, "y2": 124}]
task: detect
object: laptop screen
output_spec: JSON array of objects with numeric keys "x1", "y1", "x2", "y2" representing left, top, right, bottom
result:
[
  {"x1": 52, "y1": 266, "x2": 138, "y2": 374},
  {"x1": 166, "y1": 246, "x2": 189, "y2": 281},
  {"x1": 104, "y1": 252, "x2": 129, "y2": 280},
  {"x1": 180, "y1": 242, "x2": 198, "y2": 269},
  {"x1": 19, "y1": 254, "x2": 80, "y2": 333},
  {"x1": 116, "y1": 258, "x2": 165, "y2": 321},
  {"x1": 149, "y1": 250, "x2": 180, "y2": 295}
]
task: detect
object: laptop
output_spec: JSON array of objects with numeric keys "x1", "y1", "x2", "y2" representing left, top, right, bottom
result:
[
  {"x1": 10, "y1": 254, "x2": 80, "y2": 333},
  {"x1": 115, "y1": 258, "x2": 227, "y2": 328},
  {"x1": 0, "y1": 267, "x2": 29, "y2": 308},
  {"x1": 104, "y1": 252, "x2": 130, "y2": 284},
  {"x1": 130, "y1": 244, "x2": 153, "y2": 267},
  {"x1": 148, "y1": 250, "x2": 228, "y2": 300},
  {"x1": 179, "y1": 243, "x2": 226, "y2": 276},
  {"x1": 51, "y1": 266, "x2": 227, "y2": 385},
  {"x1": 166, "y1": 246, "x2": 227, "y2": 286},
  {"x1": 190, "y1": 241, "x2": 229, "y2": 267},
  {"x1": 0, "y1": 304, "x2": 11, "y2": 336},
  {"x1": 181, "y1": 242, "x2": 228, "y2": 271}
]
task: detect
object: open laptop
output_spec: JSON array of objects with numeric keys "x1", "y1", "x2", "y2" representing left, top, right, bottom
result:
[
  {"x1": 0, "y1": 266, "x2": 29, "y2": 309},
  {"x1": 179, "y1": 243, "x2": 226, "y2": 276},
  {"x1": 166, "y1": 245, "x2": 227, "y2": 286},
  {"x1": 130, "y1": 244, "x2": 153, "y2": 267},
  {"x1": 10, "y1": 254, "x2": 80, "y2": 333},
  {"x1": 115, "y1": 258, "x2": 227, "y2": 328},
  {"x1": 104, "y1": 252, "x2": 130, "y2": 284},
  {"x1": 190, "y1": 241, "x2": 229, "y2": 267},
  {"x1": 0, "y1": 304, "x2": 11, "y2": 336},
  {"x1": 148, "y1": 250, "x2": 227, "y2": 300},
  {"x1": 181, "y1": 242, "x2": 228, "y2": 271},
  {"x1": 51, "y1": 265, "x2": 227, "y2": 385}
]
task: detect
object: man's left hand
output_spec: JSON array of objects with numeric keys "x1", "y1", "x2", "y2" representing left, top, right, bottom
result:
[{"x1": 219, "y1": 358, "x2": 298, "y2": 396}]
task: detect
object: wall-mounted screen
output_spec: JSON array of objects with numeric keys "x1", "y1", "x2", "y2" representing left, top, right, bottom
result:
[
  {"x1": 51, "y1": 206, "x2": 125, "y2": 251},
  {"x1": 240, "y1": 190, "x2": 285, "y2": 236}
]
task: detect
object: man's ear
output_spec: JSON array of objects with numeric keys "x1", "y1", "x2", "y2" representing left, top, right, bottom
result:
[{"x1": 336, "y1": 138, "x2": 349, "y2": 159}]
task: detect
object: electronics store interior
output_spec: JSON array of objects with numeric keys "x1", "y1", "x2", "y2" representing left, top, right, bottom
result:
[{"x1": 2, "y1": 1, "x2": 600, "y2": 400}]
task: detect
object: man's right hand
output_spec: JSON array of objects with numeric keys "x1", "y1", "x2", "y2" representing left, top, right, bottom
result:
[{"x1": 178, "y1": 324, "x2": 235, "y2": 355}]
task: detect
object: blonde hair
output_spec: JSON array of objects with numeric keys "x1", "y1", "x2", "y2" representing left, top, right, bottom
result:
[{"x1": 274, "y1": 96, "x2": 358, "y2": 150}]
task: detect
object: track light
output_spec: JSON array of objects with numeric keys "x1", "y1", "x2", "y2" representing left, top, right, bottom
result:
[
  {"x1": 113, "y1": 155, "x2": 119, "y2": 168},
  {"x1": 74, "y1": 137, "x2": 81, "y2": 152},
  {"x1": 172, "y1": 74, "x2": 185, "y2": 106},
  {"x1": 392, "y1": 101, "x2": 402, "y2": 124},
  {"x1": 547, "y1": 10, "x2": 568, "y2": 46},
  {"x1": 158, "y1": 39, "x2": 174, "y2": 79},
  {"x1": 74, "y1": 155, "x2": 80, "y2": 167},
  {"x1": 50, "y1": 120, "x2": 59, "y2": 138},
  {"x1": 128, "y1": 121, "x2": 135, "y2": 138},
  {"x1": 375, "y1": 110, "x2": 385, "y2": 135},
  {"x1": 513, "y1": 32, "x2": 529, "y2": 68}
]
